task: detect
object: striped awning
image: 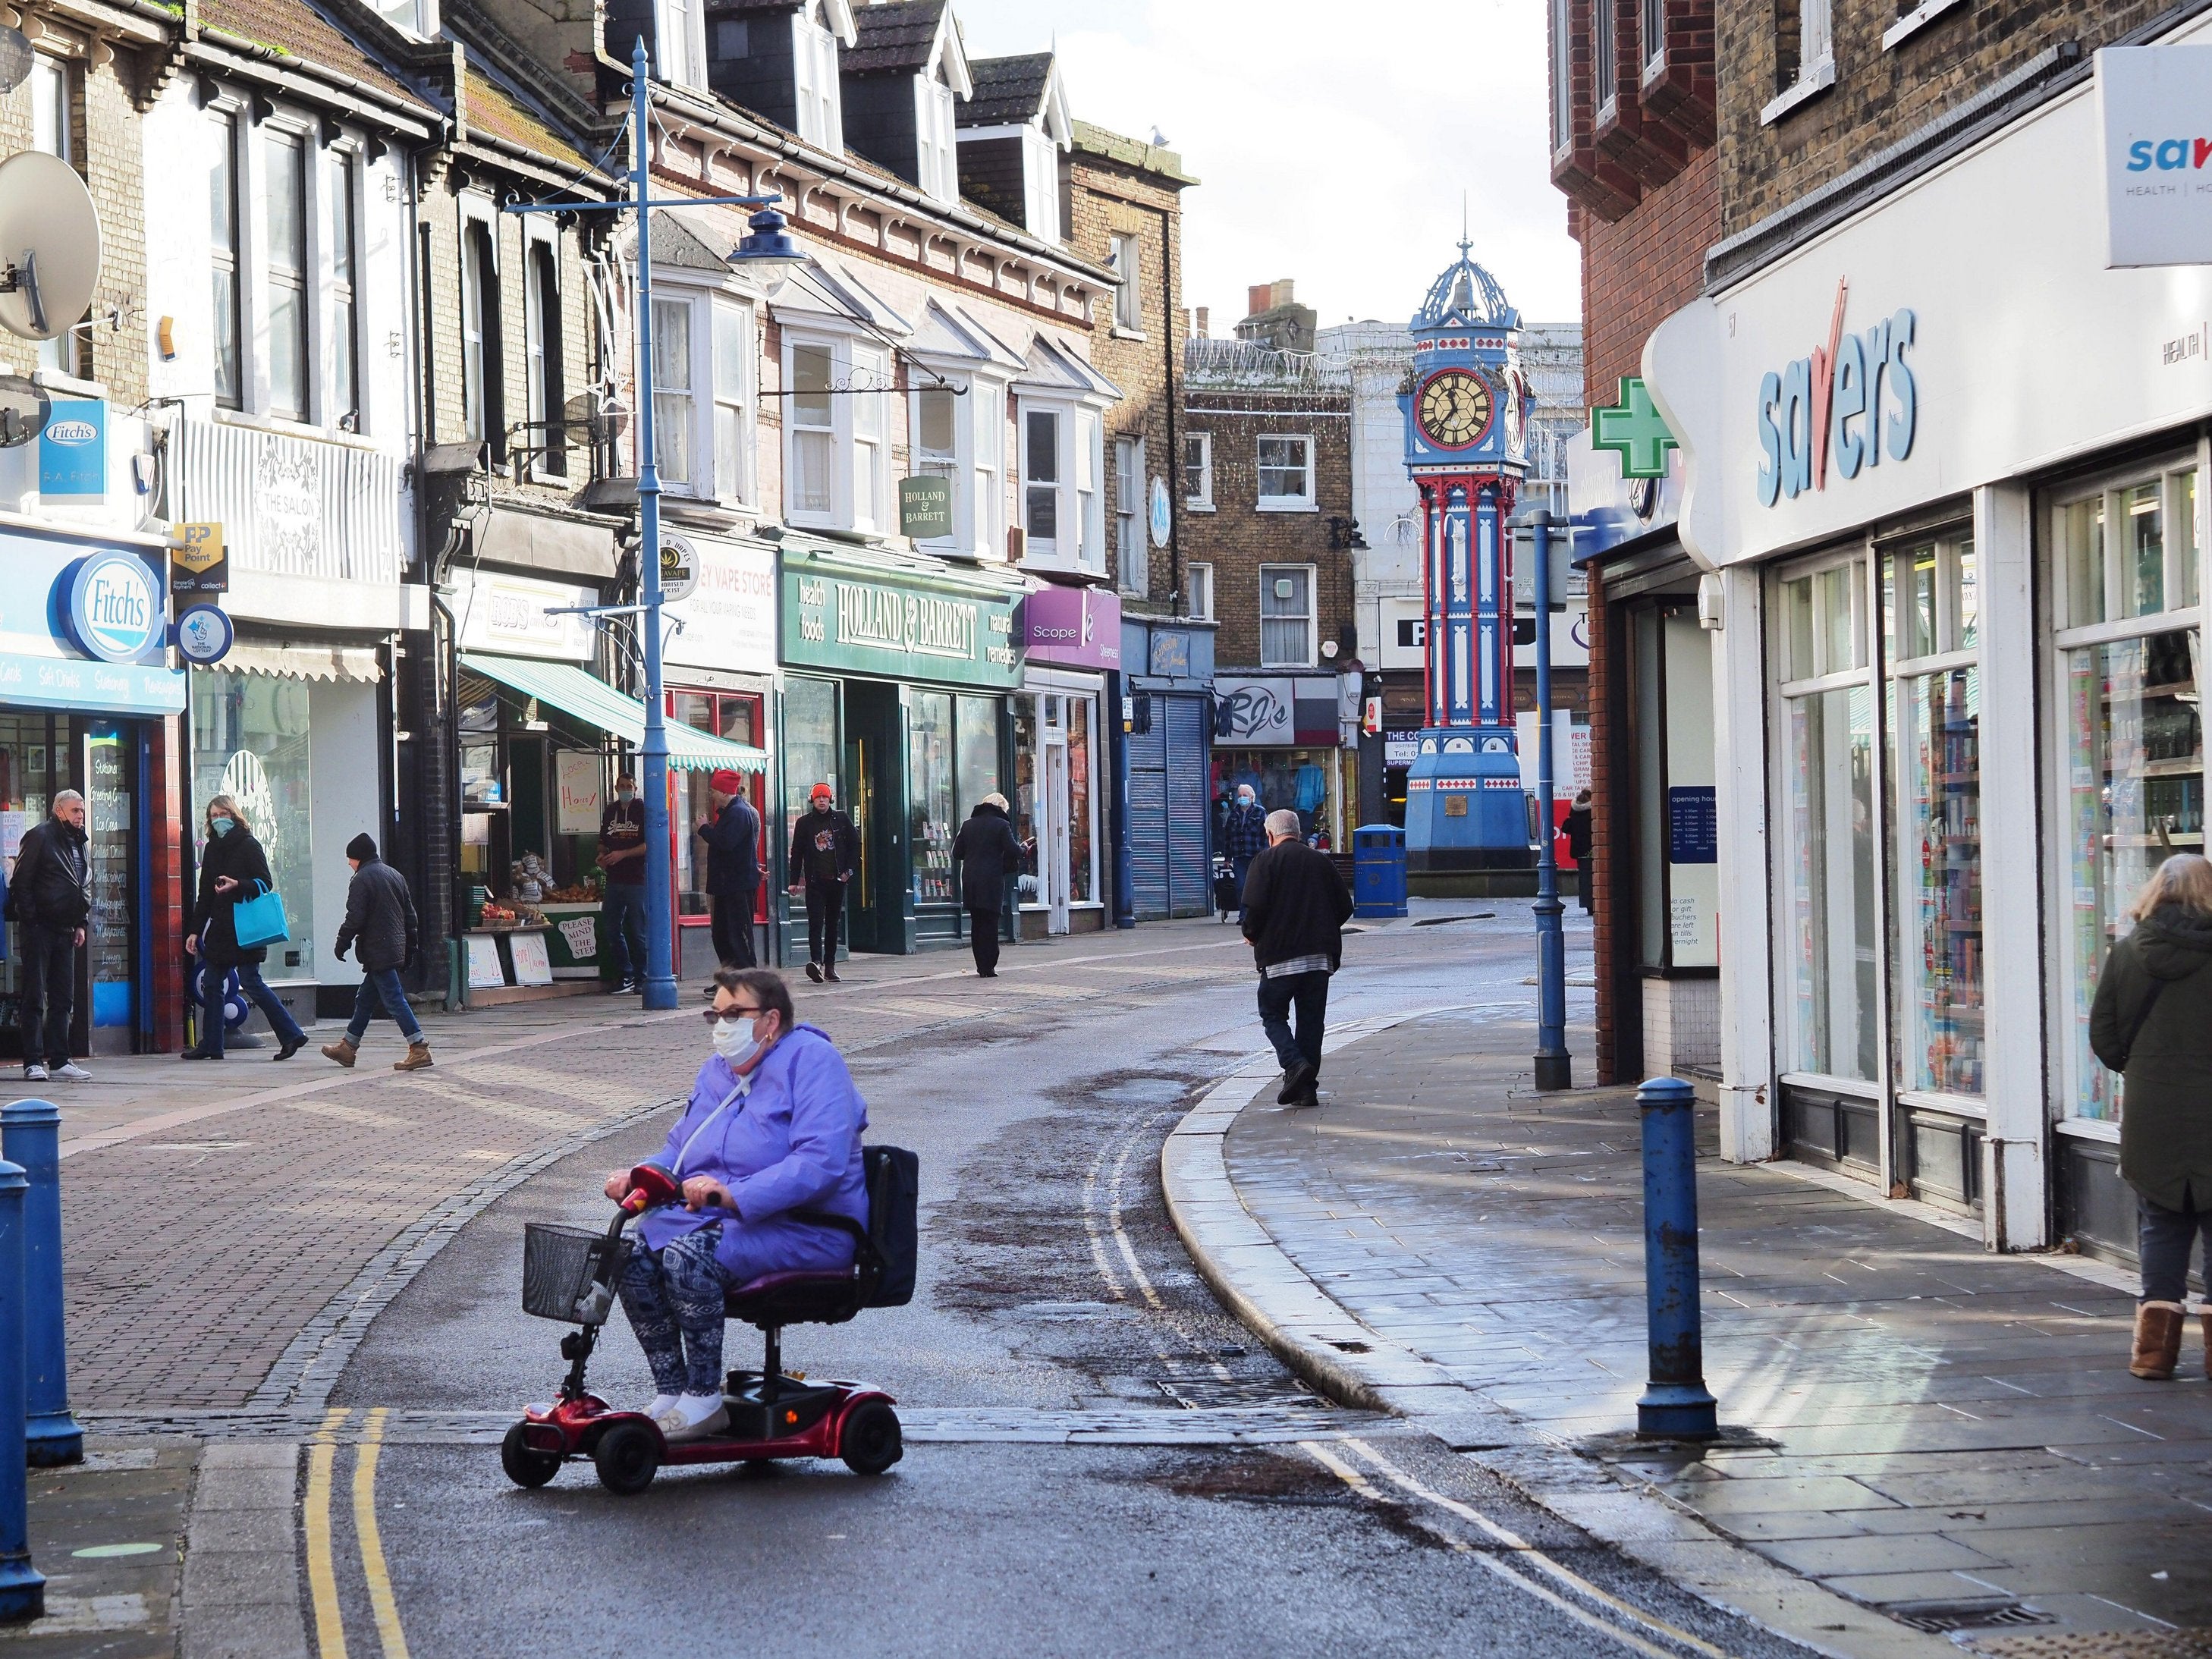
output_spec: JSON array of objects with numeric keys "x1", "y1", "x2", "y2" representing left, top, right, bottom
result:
[{"x1": 458, "y1": 652, "x2": 767, "y2": 772}]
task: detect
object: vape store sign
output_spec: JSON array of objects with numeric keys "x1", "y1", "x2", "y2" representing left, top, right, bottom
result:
[{"x1": 1755, "y1": 278, "x2": 1918, "y2": 508}]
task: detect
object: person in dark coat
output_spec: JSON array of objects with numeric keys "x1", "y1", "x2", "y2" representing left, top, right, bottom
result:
[
  {"x1": 1221, "y1": 784, "x2": 1268, "y2": 920},
  {"x1": 695, "y1": 769, "x2": 761, "y2": 976},
  {"x1": 1240, "y1": 809, "x2": 1354, "y2": 1110},
  {"x1": 599, "y1": 773, "x2": 648, "y2": 994},
  {"x1": 2091, "y1": 853, "x2": 2212, "y2": 1381},
  {"x1": 322, "y1": 833, "x2": 429, "y2": 1071},
  {"x1": 951, "y1": 793, "x2": 1023, "y2": 977},
  {"x1": 183, "y1": 793, "x2": 308, "y2": 1061},
  {"x1": 8, "y1": 791, "x2": 91, "y2": 1082},
  {"x1": 787, "y1": 783, "x2": 858, "y2": 984},
  {"x1": 1563, "y1": 789, "x2": 1593, "y2": 913}
]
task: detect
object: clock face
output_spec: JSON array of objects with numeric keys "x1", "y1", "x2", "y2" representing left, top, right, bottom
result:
[{"x1": 1418, "y1": 369, "x2": 1493, "y2": 450}]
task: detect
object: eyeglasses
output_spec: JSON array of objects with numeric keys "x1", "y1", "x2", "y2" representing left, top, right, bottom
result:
[{"x1": 702, "y1": 1004, "x2": 765, "y2": 1021}]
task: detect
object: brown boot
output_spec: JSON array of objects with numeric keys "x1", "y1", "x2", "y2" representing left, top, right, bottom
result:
[
  {"x1": 393, "y1": 1042, "x2": 433, "y2": 1073},
  {"x1": 320, "y1": 1037, "x2": 357, "y2": 1069},
  {"x1": 2132, "y1": 1301, "x2": 2186, "y2": 1379}
]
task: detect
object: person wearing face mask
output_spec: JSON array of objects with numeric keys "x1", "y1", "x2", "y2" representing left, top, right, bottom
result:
[
  {"x1": 183, "y1": 794, "x2": 308, "y2": 1062},
  {"x1": 598, "y1": 771, "x2": 649, "y2": 995},
  {"x1": 604, "y1": 966, "x2": 869, "y2": 1442},
  {"x1": 786, "y1": 783, "x2": 858, "y2": 984},
  {"x1": 1221, "y1": 783, "x2": 1268, "y2": 922}
]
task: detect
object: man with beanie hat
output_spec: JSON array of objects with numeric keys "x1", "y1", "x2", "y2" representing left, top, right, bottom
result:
[
  {"x1": 695, "y1": 768, "x2": 761, "y2": 976},
  {"x1": 324, "y1": 833, "x2": 429, "y2": 1070},
  {"x1": 787, "y1": 782, "x2": 857, "y2": 982}
]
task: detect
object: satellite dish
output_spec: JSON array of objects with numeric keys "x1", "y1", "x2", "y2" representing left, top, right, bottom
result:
[
  {"x1": 0, "y1": 30, "x2": 32, "y2": 95},
  {"x1": 0, "y1": 151, "x2": 100, "y2": 343},
  {"x1": 0, "y1": 374, "x2": 47, "y2": 448}
]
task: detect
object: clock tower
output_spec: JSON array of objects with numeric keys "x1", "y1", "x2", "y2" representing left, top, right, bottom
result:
[{"x1": 1396, "y1": 240, "x2": 1532, "y2": 873}]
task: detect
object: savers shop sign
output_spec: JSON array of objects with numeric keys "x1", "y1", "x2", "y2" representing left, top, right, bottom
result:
[{"x1": 782, "y1": 565, "x2": 1020, "y2": 689}]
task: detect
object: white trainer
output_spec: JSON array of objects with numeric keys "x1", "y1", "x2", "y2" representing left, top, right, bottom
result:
[
  {"x1": 640, "y1": 1393, "x2": 679, "y2": 1422},
  {"x1": 21, "y1": 1065, "x2": 46, "y2": 1083},
  {"x1": 52, "y1": 1063, "x2": 91, "y2": 1082},
  {"x1": 653, "y1": 1394, "x2": 729, "y2": 1444}
]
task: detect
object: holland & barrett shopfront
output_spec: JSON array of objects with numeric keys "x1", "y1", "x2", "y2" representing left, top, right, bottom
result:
[{"x1": 778, "y1": 541, "x2": 1024, "y2": 955}]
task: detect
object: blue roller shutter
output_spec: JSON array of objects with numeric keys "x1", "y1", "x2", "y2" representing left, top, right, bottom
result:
[
  {"x1": 1165, "y1": 694, "x2": 1211, "y2": 916},
  {"x1": 1127, "y1": 715, "x2": 1169, "y2": 919}
]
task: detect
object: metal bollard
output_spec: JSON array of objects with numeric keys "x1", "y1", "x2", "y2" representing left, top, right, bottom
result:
[
  {"x1": 0, "y1": 1157, "x2": 43, "y2": 1622},
  {"x1": 2, "y1": 1104, "x2": 77, "y2": 1467},
  {"x1": 1635, "y1": 1077, "x2": 1718, "y2": 1439}
]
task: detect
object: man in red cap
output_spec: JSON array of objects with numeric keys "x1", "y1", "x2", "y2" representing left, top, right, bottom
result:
[
  {"x1": 787, "y1": 781, "x2": 858, "y2": 982},
  {"x1": 694, "y1": 768, "x2": 762, "y2": 976}
]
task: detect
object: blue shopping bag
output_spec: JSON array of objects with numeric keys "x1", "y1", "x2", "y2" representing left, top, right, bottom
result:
[{"x1": 231, "y1": 881, "x2": 289, "y2": 950}]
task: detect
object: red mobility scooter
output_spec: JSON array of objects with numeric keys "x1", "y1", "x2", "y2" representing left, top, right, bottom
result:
[{"x1": 501, "y1": 1145, "x2": 919, "y2": 1496}]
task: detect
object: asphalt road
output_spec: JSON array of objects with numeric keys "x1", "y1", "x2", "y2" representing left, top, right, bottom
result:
[{"x1": 313, "y1": 909, "x2": 1814, "y2": 1658}]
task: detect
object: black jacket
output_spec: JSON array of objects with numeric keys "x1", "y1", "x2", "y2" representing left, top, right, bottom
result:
[
  {"x1": 950, "y1": 803, "x2": 1022, "y2": 912},
  {"x1": 789, "y1": 807, "x2": 859, "y2": 884},
  {"x1": 696, "y1": 795, "x2": 761, "y2": 897},
  {"x1": 191, "y1": 828, "x2": 281, "y2": 967},
  {"x1": 1240, "y1": 838, "x2": 1353, "y2": 973},
  {"x1": 1563, "y1": 806, "x2": 1591, "y2": 862},
  {"x1": 2091, "y1": 903, "x2": 2212, "y2": 1213},
  {"x1": 335, "y1": 855, "x2": 419, "y2": 972},
  {"x1": 8, "y1": 818, "x2": 90, "y2": 931}
]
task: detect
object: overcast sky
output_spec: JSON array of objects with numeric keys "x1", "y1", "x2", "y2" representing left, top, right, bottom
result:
[{"x1": 953, "y1": 0, "x2": 1580, "y2": 333}]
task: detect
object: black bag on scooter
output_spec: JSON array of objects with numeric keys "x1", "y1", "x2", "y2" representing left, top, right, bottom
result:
[{"x1": 862, "y1": 1144, "x2": 920, "y2": 1308}]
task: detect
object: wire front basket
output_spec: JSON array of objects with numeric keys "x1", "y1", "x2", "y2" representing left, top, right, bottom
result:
[{"x1": 521, "y1": 1222, "x2": 632, "y2": 1324}]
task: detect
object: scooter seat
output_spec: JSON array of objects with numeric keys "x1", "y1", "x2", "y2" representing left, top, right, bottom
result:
[{"x1": 724, "y1": 1269, "x2": 863, "y2": 1328}]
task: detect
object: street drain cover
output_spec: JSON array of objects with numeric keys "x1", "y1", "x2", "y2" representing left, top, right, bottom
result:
[
  {"x1": 1883, "y1": 1598, "x2": 2056, "y2": 1635},
  {"x1": 1962, "y1": 1632, "x2": 2212, "y2": 1657}
]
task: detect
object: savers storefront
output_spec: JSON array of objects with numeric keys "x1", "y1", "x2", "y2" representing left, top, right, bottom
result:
[{"x1": 778, "y1": 541, "x2": 1024, "y2": 955}]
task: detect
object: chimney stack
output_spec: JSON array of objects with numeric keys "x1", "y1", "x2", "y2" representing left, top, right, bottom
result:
[
  {"x1": 1246, "y1": 284, "x2": 1271, "y2": 319},
  {"x1": 1195, "y1": 306, "x2": 1209, "y2": 339},
  {"x1": 1270, "y1": 278, "x2": 1296, "y2": 309}
]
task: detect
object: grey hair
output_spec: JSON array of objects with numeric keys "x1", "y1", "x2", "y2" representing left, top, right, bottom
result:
[
  {"x1": 1265, "y1": 809, "x2": 1302, "y2": 839},
  {"x1": 52, "y1": 790, "x2": 83, "y2": 812}
]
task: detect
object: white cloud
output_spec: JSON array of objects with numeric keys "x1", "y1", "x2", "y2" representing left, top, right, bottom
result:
[{"x1": 952, "y1": 0, "x2": 1579, "y2": 331}]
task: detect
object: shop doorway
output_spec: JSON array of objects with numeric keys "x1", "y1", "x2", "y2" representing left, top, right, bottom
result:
[
  {"x1": 1044, "y1": 735, "x2": 1071, "y2": 934},
  {"x1": 842, "y1": 680, "x2": 904, "y2": 954}
]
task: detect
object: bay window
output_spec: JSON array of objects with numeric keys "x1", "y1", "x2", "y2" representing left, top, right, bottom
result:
[
  {"x1": 782, "y1": 332, "x2": 889, "y2": 533},
  {"x1": 790, "y1": 343, "x2": 834, "y2": 515},
  {"x1": 712, "y1": 300, "x2": 749, "y2": 502},
  {"x1": 1018, "y1": 397, "x2": 1108, "y2": 573},
  {"x1": 651, "y1": 297, "x2": 693, "y2": 488},
  {"x1": 650, "y1": 284, "x2": 753, "y2": 504},
  {"x1": 913, "y1": 385, "x2": 958, "y2": 549},
  {"x1": 1024, "y1": 407, "x2": 1060, "y2": 551}
]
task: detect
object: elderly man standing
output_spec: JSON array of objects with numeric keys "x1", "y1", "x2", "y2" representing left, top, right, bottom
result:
[
  {"x1": 1240, "y1": 808, "x2": 1353, "y2": 1111},
  {"x1": 1221, "y1": 783, "x2": 1268, "y2": 920},
  {"x1": 7, "y1": 791, "x2": 91, "y2": 1083},
  {"x1": 696, "y1": 770, "x2": 761, "y2": 975}
]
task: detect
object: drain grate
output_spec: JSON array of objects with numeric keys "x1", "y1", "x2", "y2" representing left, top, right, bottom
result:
[
  {"x1": 1883, "y1": 1598, "x2": 2057, "y2": 1635},
  {"x1": 1962, "y1": 1631, "x2": 2212, "y2": 1658}
]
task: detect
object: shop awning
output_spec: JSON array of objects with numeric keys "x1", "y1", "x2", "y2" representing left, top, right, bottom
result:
[
  {"x1": 458, "y1": 653, "x2": 768, "y2": 772},
  {"x1": 225, "y1": 642, "x2": 385, "y2": 683}
]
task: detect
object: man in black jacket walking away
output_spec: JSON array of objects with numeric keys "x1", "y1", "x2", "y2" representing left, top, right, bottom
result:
[
  {"x1": 951, "y1": 793, "x2": 1023, "y2": 977},
  {"x1": 7, "y1": 792, "x2": 91, "y2": 1082},
  {"x1": 695, "y1": 769, "x2": 760, "y2": 975},
  {"x1": 322, "y1": 834, "x2": 430, "y2": 1071},
  {"x1": 787, "y1": 783, "x2": 858, "y2": 983},
  {"x1": 1240, "y1": 809, "x2": 1353, "y2": 1110}
]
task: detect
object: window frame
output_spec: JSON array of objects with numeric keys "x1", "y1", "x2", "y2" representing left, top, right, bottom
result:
[
  {"x1": 656, "y1": 0, "x2": 705, "y2": 89},
  {"x1": 915, "y1": 71, "x2": 957, "y2": 203},
  {"x1": 329, "y1": 149, "x2": 363, "y2": 432},
  {"x1": 31, "y1": 55, "x2": 84, "y2": 380},
  {"x1": 792, "y1": 5, "x2": 844, "y2": 152},
  {"x1": 1110, "y1": 231, "x2": 1142, "y2": 334},
  {"x1": 1114, "y1": 433, "x2": 1145, "y2": 593},
  {"x1": 460, "y1": 205, "x2": 502, "y2": 447},
  {"x1": 522, "y1": 230, "x2": 564, "y2": 478},
  {"x1": 1186, "y1": 561, "x2": 1214, "y2": 623},
  {"x1": 209, "y1": 109, "x2": 243, "y2": 410},
  {"x1": 781, "y1": 327, "x2": 888, "y2": 535},
  {"x1": 261, "y1": 127, "x2": 312, "y2": 423},
  {"x1": 1255, "y1": 432, "x2": 1316, "y2": 514},
  {"x1": 1258, "y1": 561, "x2": 1318, "y2": 670},
  {"x1": 1183, "y1": 431, "x2": 1213, "y2": 511}
]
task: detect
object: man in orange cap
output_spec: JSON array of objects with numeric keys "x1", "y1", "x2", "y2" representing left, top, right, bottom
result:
[
  {"x1": 695, "y1": 768, "x2": 762, "y2": 976},
  {"x1": 787, "y1": 781, "x2": 858, "y2": 982}
]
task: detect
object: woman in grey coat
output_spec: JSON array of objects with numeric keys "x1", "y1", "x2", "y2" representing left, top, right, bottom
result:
[{"x1": 2090, "y1": 853, "x2": 2212, "y2": 1380}]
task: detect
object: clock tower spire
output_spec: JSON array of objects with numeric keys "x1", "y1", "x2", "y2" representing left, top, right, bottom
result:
[{"x1": 1396, "y1": 242, "x2": 1532, "y2": 875}]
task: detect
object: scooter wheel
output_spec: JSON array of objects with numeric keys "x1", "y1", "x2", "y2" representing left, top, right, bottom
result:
[
  {"x1": 593, "y1": 1422, "x2": 660, "y2": 1495},
  {"x1": 501, "y1": 1423, "x2": 562, "y2": 1489},
  {"x1": 839, "y1": 1400, "x2": 903, "y2": 1476}
]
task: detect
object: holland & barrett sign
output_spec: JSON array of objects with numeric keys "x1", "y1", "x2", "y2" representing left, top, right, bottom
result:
[{"x1": 781, "y1": 558, "x2": 1020, "y2": 689}]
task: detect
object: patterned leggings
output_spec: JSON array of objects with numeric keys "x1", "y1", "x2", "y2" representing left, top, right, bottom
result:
[{"x1": 617, "y1": 1226, "x2": 730, "y2": 1396}]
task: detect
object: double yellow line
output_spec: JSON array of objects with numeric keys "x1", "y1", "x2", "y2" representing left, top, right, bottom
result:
[{"x1": 303, "y1": 1407, "x2": 412, "y2": 1659}]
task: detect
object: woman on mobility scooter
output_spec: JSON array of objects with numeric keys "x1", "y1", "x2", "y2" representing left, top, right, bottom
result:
[{"x1": 605, "y1": 966, "x2": 869, "y2": 1444}]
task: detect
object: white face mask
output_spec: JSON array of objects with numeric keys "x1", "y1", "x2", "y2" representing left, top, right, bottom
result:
[{"x1": 712, "y1": 1015, "x2": 761, "y2": 1070}]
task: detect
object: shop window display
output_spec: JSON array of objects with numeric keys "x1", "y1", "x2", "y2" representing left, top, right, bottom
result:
[
  {"x1": 1211, "y1": 750, "x2": 1336, "y2": 847},
  {"x1": 783, "y1": 677, "x2": 840, "y2": 858},
  {"x1": 910, "y1": 691, "x2": 957, "y2": 905},
  {"x1": 1066, "y1": 699, "x2": 1092, "y2": 903},
  {"x1": 2055, "y1": 462, "x2": 2201, "y2": 1123},
  {"x1": 674, "y1": 693, "x2": 762, "y2": 919},
  {"x1": 191, "y1": 669, "x2": 315, "y2": 979}
]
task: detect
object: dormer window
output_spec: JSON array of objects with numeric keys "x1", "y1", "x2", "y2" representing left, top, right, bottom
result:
[
  {"x1": 793, "y1": 3, "x2": 843, "y2": 149},
  {"x1": 955, "y1": 52, "x2": 1072, "y2": 243},
  {"x1": 657, "y1": 0, "x2": 705, "y2": 89},
  {"x1": 916, "y1": 68, "x2": 957, "y2": 203},
  {"x1": 839, "y1": 0, "x2": 970, "y2": 199}
]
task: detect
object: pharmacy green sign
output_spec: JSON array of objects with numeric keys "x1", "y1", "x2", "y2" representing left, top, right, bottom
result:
[
  {"x1": 1591, "y1": 376, "x2": 1678, "y2": 479},
  {"x1": 781, "y1": 551, "x2": 1021, "y2": 689}
]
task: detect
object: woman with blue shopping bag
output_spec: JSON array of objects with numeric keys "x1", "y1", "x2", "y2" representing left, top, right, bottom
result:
[{"x1": 184, "y1": 793, "x2": 307, "y2": 1062}]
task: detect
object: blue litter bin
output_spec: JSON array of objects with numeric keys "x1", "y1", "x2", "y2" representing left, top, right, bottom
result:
[{"x1": 1353, "y1": 825, "x2": 1408, "y2": 918}]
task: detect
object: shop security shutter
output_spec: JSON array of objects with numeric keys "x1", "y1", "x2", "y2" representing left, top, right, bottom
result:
[
  {"x1": 1127, "y1": 715, "x2": 1169, "y2": 919},
  {"x1": 1165, "y1": 695, "x2": 1211, "y2": 918}
]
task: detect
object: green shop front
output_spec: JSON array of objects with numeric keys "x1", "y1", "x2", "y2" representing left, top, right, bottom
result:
[{"x1": 778, "y1": 542, "x2": 1023, "y2": 955}]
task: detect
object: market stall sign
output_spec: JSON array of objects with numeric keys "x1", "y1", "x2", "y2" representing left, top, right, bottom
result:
[
  {"x1": 898, "y1": 476, "x2": 954, "y2": 541},
  {"x1": 170, "y1": 523, "x2": 228, "y2": 594},
  {"x1": 1754, "y1": 278, "x2": 1918, "y2": 509},
  {"x1": 782, "y1": 562, "x2": 1021, "y2": 689}
]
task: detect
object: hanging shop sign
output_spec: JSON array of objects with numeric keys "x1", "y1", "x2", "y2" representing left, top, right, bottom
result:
[
  {"x1": 665, "y1": 533, "x2": 776, "y2": 675},
  {"x1": 170, "y1": 522, "x2": 228, "y2": 594},
  {"x1": 897, "y1": 476, "x2": 954, "y2": 542},
  {"x1": 781, "y1": 551, "x2": 1021, "y2": 690},
  {"x1": 174, "y1": 602, "x2": 234, "y2": 666},
  {"x1": 658, "y1": 534, "x2": 699, "y2": 604},
  {"x1": 2097, "y1": 46, "x2": 2212, "y2": 268},
  {"x1": 1020, "y1": 584, "x2": 1122, "y2": 671},
  {"x1": 63, "y1": 549, "x2": 166, "y2": 665},
  {"x1": 39, "y1": 397, "x2": 105, "y2": 504},
  {"x1": 451, "y1": 567, "x2": 596, "y2": 661},
  {"x1": 1755, "y1": 280, "x2": 1918, "y2": 509},
  {"x1": 1590, "y1": 378, "x2": 1677, "y2": 480}
]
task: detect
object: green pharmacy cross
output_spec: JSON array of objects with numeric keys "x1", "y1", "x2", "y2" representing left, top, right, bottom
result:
[{"x1": 1592, "y1": 376, "x2": 1677, "y2": 479}]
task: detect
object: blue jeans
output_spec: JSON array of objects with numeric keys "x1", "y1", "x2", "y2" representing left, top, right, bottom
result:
[
  {"x1": 602, "y1": 883, "x2": 647, "y2": 982},
  {"x1": 203, "y1": 961, "x2": 304, "y2": 1057},
  {"x1": 1257, "y1": 970, "x2": 1329, "y2": 1073},
  {"x1": 2139, "y1": 1196, "x2": 2212, "y2": 1303},
  {"x1": 345, "y1": 968, "x2": 423, "y2": 1045}
]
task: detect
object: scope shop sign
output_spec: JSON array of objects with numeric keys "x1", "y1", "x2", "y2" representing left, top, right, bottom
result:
[
  {"x1": 2099, "y1": 46, "x2": 2212, "y2": 267},
  {"x1": 782, "y1": 558, "x2": 1020, "y2": 689}
]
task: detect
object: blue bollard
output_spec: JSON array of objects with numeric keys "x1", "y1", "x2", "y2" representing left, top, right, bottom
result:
[
  {"x1": 2, "y1": 1105, "x2": 77, "y2": 1467},
  {"x1": 0, "y1": 1157, "x2": 43, "y2": 1621},
  {"x1": 1636, "y1": 1077, "x2": 1719, "y2": 1439}
]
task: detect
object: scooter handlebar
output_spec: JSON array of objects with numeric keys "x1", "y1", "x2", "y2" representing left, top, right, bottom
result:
[{"x1": 618, "y1": 1163, "x2": 682, "y2": 1214}]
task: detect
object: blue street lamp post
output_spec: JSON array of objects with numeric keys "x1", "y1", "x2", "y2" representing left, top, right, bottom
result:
[
  {"x1": 506, "y1": 39, "x2": 801, "y2": 1010},
  {"x1": 1525, "y1": 507, "x2": 1570, "y2": 1092}
]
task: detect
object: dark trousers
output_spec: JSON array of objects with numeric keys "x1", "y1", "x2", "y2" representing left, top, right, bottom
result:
[
  {"x1": 201, "y1": 960, "x2": 305, "y2": 1057},
  {"x1": 2140, "y1": 1195, "x2": 2212, "y2": 1302},
  {"x1": 1257, "y1": 969, "x2": 1330, "y2": 1073},
  {"x1": 602, "y1": 882, "x2": 647, "y2": 982},
  {"x1": 710, "y1": 891, "x2": 757, "y2": 969},
  {"x1": 1232, "y1": 853, "x2": 1255, "y2": 919},
  {"x1": 17, "y1": 924, "x2": 74, "y2": 1068},
  {"x1": 968, "y1": 906, "x2": 1001, "y2": 976},
  {"x1": 804, "y1": 878, "x2": 844, "y2": 965}
]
